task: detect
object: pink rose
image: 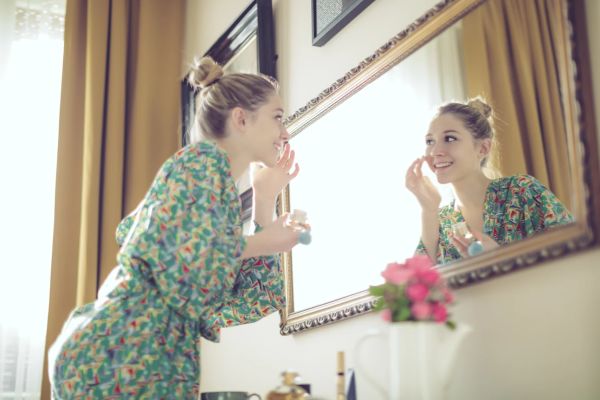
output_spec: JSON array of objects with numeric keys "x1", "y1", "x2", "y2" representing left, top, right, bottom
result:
[
  {"x1": 442, "y1": 287, "x2": 454, "y2": 304},
  {"x1": 381, "y1": 262, "x2": 415, "y2": 284},
  {"x1": 405, "y1": 255, "x2": 433, "y2": 270},
  {"x1": 411, "y1": 302, "x2": 432, "y2": 320},
  {"x1": 418, "y1": 268, "x2": 440, "y2": 286},
  {"x1": 381, "y1": 308, "x2": 392, "y2": 322},
  {"x1": 406, "y1": 283, "x2": 429, "y2": 302},
  {"x1": 431, "y1": 303, "x2": 448, "y2": 323}
]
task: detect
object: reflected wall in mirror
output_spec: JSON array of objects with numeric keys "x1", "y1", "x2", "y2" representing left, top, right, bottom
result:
[{"x1": 279, "y1": 0, "x2": 599, "y2": 334}]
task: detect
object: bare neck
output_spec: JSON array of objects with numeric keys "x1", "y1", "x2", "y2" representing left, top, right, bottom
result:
[{"x1": 452, "y1": 172, "x2": 492, "y2": 212}]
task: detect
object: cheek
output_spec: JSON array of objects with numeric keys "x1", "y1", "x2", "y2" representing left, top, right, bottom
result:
[
  {"x1": 262, "y1": 121, "x2": 276, "y2": 135},
  {"x1": 425, "y1": 156, "x2": 434, "y2": 171}
]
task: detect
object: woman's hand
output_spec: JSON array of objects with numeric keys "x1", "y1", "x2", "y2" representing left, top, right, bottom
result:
[
  {"x1": 261, "y1": 213, "x2": 302, "y2": 252},
  {"x1": 450, "y1": 230, "x2": 499, "y2": 258},
  {"x1": 252, "y1": 143, "x2": 300, "y2": 200},
  {"x1": 405, "y1": 156, "x2": 441, "y2": 212},
  {"x1": 241, "y1": 213, "x2": 300, "y2": 258},
  {"x1": 251, "y1": 143, "x2": 300, "y2": 226}
]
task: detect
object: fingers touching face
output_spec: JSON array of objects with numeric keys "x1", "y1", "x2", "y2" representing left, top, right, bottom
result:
[{"x1": 276, "y1": 143, "x2": 300, "y2": 179}]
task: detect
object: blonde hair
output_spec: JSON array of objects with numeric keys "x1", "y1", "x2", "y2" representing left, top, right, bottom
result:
[
  {"x1": 436, "y1": 97, "x2": 501, "y2": 178},
  {"x1": 187, "y1": 56, "x2": 279, "y2": 143}
]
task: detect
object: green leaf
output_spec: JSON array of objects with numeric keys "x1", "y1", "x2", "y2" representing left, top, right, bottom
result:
[
  {"x1": 445, "y1": 320, "x2": 457, "y2": 330},
  {"x1": 372, "y1": 300, "x2": 385, "y2": 312},
  {"x1": 393, "y1": 284, "x2": 405, "y2": 296},
  {"x1": 396, "y1": 307, "x2": 411, "y2": 322},
  {"x1": 369, "y1": 285, "x2": 386, "y2": 296},
  {"x1": 397, "y1": 296, "x2": 410, "y2": 307}
]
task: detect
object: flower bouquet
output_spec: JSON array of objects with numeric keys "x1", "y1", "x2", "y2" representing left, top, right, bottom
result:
[{"x1": 369, "y1": 255, "x2": 455, "y2": 329}]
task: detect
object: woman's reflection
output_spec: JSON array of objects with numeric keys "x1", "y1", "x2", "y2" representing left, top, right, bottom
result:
[{"x1": 405, "y1": 97, "x2": 573, "y2": 265}]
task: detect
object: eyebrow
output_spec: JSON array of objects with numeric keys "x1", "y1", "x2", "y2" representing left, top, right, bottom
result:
[
  {"x1": 274, "y1": 107, "x2": 284, "y2": 113},
  {"x1": 426, "y1": 129, "x2": 460, "y2": 136}
]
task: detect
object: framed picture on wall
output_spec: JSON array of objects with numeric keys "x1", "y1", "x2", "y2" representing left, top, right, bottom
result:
[
  {"x1": 312, "y1": 0, "x2": 375, "y2": 46},
  {"x1": 180, "y1": 0, "x2": 276, "y2": 222}
]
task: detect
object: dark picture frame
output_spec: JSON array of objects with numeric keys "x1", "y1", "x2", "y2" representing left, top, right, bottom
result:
[
  {"x1": 180, "y1": 0, "x2": 276, "y2": 222},
  {"x1": 311, "y1": 0, "x2": 375, "y2": 46}
]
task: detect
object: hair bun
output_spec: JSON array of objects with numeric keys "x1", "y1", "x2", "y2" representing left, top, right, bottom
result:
[
  {"x1": 467, "y1": 97, "x2": 492, "y2": 119},
  {"x1": 188, "y1": 56, "x2": 224, "y2": 89}
]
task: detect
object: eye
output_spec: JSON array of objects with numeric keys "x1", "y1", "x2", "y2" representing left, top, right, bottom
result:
[
  {"x1": 425, "y1": 138, "x2": 434, "y2": 146},
  {"x1": 445, "y1": 135, "x2": 457, "y2": 142},
  {"x1": 275, "y1": 115, "x2": 283, "y2": 121}
]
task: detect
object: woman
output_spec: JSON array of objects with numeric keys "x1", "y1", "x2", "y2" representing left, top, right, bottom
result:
[
  {"x1": 49, "y1": 57, "x2": 301, "y2": 398},
  {"x1": 406, "y1": 97, "x2": 573, "y2": 265}
]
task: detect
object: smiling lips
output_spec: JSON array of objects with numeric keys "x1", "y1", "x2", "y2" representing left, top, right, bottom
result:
[{"x1": 433, "y1": 161, "x2": 453, "y2": 172}]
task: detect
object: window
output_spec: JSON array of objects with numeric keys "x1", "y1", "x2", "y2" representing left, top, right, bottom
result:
[{"x1": 0, "y1": 0, "x2": 65, "y2": 398}]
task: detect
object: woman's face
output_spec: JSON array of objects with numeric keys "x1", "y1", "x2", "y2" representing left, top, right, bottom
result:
[
  {"x1": 245, "y1": 93, "x2": 289, "y2": 167},
  {"x1": 424, "y1": 113, "x2": 488, "y2": 184}
]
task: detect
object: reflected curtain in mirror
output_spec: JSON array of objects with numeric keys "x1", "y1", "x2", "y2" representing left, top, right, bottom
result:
[{"x1": 462, "y1": 0, "x2": 572, "y2": 210}]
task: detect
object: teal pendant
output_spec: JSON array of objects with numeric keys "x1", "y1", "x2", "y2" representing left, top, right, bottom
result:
[
  {"x1": 467, "y1": 240, "x2": 484, "y2": 256},
  {"x1": 298, "y1": 230, "x2": 312, "y2": 245}
]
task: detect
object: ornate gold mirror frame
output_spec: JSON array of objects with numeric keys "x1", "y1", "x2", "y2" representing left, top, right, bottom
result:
[{"x1": 278, "y1": 0, "x2": 600, "y2": 334}]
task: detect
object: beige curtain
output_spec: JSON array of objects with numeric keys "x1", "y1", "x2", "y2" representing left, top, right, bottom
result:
[
  {"x1": 462, "y1": 0, "x2": 572, "y2": 209},
  {"x1": 41, "y1": 0, "x2": 184, "y2": 397}
]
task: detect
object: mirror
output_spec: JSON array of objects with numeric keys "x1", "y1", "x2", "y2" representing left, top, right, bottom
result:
[
  {"x1": 279, "y1": 0, "x2": 599, "y2": 334},
  {"x1": 180, "y1": 0, "x2": 276, "y2": 223}
]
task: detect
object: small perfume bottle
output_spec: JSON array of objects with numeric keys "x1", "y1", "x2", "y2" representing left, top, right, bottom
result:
[
  {"x1": 287, "y1": 209, "x2": 312, "y2": 245},
  {"x1": 266, "y1": 370, "x2": 310, "y2": 400},
  {"x1": 451, "y1": 221, "x2": 483, "y2": 256}
]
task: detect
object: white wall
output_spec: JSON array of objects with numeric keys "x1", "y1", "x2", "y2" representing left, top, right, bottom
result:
[{"x1": 183, "y1": 1, "x2": 600, "y2": 398}]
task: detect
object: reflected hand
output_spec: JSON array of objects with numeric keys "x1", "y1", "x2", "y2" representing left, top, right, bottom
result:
[
  {"x1": 450, "y1": 230, "x2": 499, "y2": 258},
  {"x1": 252, "y1": 143, "x2": 300, "y2": 199},
  {"x1": 260, "y1": 213, "x2": 301, "y2": 252},
  {"x1": 405, "y1": 156, "x2": 441, "y2": 212}
]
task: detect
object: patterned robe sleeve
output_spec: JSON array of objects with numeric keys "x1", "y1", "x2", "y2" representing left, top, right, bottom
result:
[
  {"x1": 204, "y1": 222, "x2": 285, "y2": 333},
  {"x1": 115, "y1": 210, "x2": 137, "y2": 246},
  {"x1": 414, "y1": 208, "x2": 448, "y2": 264},
  {"x1": 415, "y1": 240, "x2": 429, "y2": 256},
  {"x1": 117, "y1": 150, "x2": 246, "y2": 323},
  {"x1": 515, "y1": 175, "x2": 574, "y2": 234}
]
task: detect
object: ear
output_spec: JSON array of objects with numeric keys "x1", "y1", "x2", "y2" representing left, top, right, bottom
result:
[
  {"x1": 230, "y1": 107, "x2": 248, "y2": 132},
  {"x1": 478, "y1": 138, "x2": 492, "y2": 159}
]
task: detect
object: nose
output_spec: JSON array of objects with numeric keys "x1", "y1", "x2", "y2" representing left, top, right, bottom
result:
[
  {"x1": 429, "y1": 141, "x2": 445, "y2": 157},
  {"x1": 280, "y1": 125, "x2": 290, "y2": 141}
]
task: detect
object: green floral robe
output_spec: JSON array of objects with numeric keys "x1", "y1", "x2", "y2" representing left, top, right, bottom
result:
[
  {"x1": 49, "y1": 141, "x2": 284, "y2": 399},
  {"x1": 416, "y1": 175, "x2": 573, "y2": 265}
]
